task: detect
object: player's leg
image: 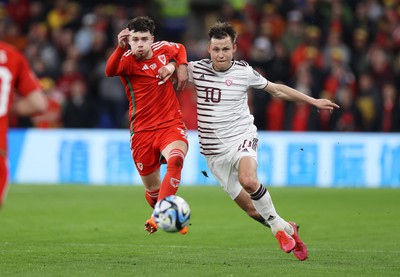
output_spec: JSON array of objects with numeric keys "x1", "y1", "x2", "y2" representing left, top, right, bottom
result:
[
  {"x1": 140, "y1": 170, "x2": 161, "y2": 234},
  {"x1": 237, "y1": 157, "x2": 307, "y2": 259},
  {"x1": 130, "y1": 131, "x2": 162, "y2": 234},
  {"x1": 0, "y1": 154, "x2": 9, "y2": 208},
  {"x1": 158, "y1": 123, "x2": 188, "y2": 201},
  {"x1": 159, "y1": 139, "x2": 187, "y2": 201},
  {"x1": 233, "y1": 189, "x2": 270, "y2": 226},
  {"x1": 159, "y1": 137, "x2": 188, "y2": 235},
  {"x1": 130, "y1": 131, "x2": 161, "y2": 209},
  {"x1": 140, "y1": 169, "x2": 161, "y2": 208},
  {"x1": 237, "y1": 156, "x2": 295, "y2": 252}
]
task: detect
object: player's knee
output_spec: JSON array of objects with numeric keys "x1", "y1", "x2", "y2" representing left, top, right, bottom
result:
[
  {"x1": 239, "y1": 175, "x2": 258, "y2": 193},
  {"x1": 167, "y1": 149, "x2": 185, "y2": 170},
  {"x1": 167, "y1": 155, "x2": 184, "y2": 169}
]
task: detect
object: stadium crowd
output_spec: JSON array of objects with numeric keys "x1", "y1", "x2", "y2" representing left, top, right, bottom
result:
[{"x1": 2, "y1": 0, "x2": 400, "y2": 132}]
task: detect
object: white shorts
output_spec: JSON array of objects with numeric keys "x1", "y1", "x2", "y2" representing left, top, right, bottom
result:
[{"x1": 206, "y1": 130, "x2": 258, "y2": 200}]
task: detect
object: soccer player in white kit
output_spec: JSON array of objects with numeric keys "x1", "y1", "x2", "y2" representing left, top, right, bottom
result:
[{"x1": 187, "y1": 22, "x2": 340, "y2": 261}]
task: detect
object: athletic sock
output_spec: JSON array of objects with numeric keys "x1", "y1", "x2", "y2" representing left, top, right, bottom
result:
[
  {"x1": 145, "y1": 189, "x2": 159, "y2": 208},
  {"x1": 250, "y1": 184, "x2": 285, "y2": 235},
  {"x1": 158, "y1": 149, "x2": 185, "y2": 201},
  {"x1": 283, "y1": 222, "x2": 295, "y2": 236}
]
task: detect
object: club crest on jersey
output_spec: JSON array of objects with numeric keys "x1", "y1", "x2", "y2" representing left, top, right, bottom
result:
[
  {"x1": 225, "y1": 79, "x2": 233, "y2": 86},
  {"x1": 158, "y1": 54, "x2": 166, "y2": 65},
  {"x1": 170, "y1": 178, "x2": 180, "y2": 188},
  {"x1": 137, "y1": 163, "x2": 143, "y2": 171}
]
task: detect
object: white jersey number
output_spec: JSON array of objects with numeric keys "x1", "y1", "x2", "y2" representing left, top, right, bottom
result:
[{"x1": 0, "y1": 66, "x2": 12, "y2": 117}]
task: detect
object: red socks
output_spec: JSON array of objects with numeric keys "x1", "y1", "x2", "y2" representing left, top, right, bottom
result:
[
  {"x1": 158, "y1": 149, "x2": 185, "y2": 201},
  {"x1": 144, "y1": 149, "x2": 185, "y2": 208},
  {"x1": 144, "y1": 189, "x2": 159, "y2": 208}
]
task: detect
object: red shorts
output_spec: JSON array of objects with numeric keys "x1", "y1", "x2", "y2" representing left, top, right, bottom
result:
[{"x1": 130, "y1": 122, "x2": 188, "y2": 176}]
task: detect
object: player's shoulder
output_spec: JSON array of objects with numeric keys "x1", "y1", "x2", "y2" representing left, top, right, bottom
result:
[
  {"x1": 233, "y1": 60, "x2": 249, "y2": 67},
  {"x1": 0, "y1": 41, "x2": 22, "y2": 57},
  {"x1": 122, "y1": 49, "x2": 133, "y2": 58},
  {"x1": 190, "y1": 59, "x2": 212, "y2": 66},
  {"x1": 151, "y1": 40, "x2": 180, "y2": 52},
  {"x1": 0, "y1": 41, "x2": 24, "y2": 65}
]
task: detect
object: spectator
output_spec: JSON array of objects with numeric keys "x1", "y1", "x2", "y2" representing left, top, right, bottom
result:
[
  {"x1": 62, "y1": 79, "x2": 99, "y2": 128},
  {"x1": 356, "y1": 72, "x2": 381, "y2": 131},
  {"x1": 330, "y1": 86, "x2": 363, "y2": 131},
  {"x1": 281, "y1": 10, "x2": 305, "y2": 54},
  {"x1": 380, "y1": 83, "x2": 400, "y2": 132}
]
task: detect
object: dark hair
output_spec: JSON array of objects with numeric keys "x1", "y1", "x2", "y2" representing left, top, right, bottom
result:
[
  {"x1": 208, "y1": 22, "x2": 237, "y2": 43},
  {"x1": 126, "y1": 16, "x2": 155, "y2": 34}
]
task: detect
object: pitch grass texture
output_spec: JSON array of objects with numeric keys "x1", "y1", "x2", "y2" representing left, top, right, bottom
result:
[{"x1": 0, "y1": 185, "x2": 399, "y2": 277}]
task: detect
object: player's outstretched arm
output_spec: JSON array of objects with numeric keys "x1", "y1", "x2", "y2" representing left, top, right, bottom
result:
[
  {"x1": 12, "y1": 89, "x2": 48, "y2": 116},
  {"x1": 105, "y1": 29, "x2": 130, "y2": 77},
  {"x1": 264, "y1": 82, "x2": 340, "y2": 111}
]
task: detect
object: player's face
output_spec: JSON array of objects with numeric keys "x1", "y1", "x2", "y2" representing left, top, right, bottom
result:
[
  {"x1": 128, "y1": 31, "x2": 154, "y2": 60},
  {"x1": 208, "y1": 36, "x2": 237, "y2": 72}
]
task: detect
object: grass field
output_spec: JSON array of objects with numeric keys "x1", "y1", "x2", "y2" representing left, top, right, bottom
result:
[{"x1": 0, "y1": 185, "x2": 399, "y2": 277}]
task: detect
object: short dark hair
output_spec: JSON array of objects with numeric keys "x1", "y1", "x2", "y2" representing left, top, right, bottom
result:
[
  {"x1": 208, "y1": 22, "x2": 237, "y2": 43},
  {"x1": 126, "y1": 16, "x2": 155, "y2": 34}
]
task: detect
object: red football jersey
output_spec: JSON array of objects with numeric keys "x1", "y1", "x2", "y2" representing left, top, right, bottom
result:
[
  {"x1": 0, "y1": 42, "x2": 41, "y2": 151},
  {"x1": 105, "y1": 41, "x2": 188, "y2": 134}
]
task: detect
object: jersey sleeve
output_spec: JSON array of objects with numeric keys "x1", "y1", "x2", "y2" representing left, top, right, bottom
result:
[
  {"x1": 174, "y1": 43, "x2": 188, "y2": 66},
  {"x1": 163, "y1": 41, "x2": 188, "y2": 66},
  {"x1": 105, "y1": 46, "x2": 127, "y2": 77},
  {"x1": 246, "y1": 65, "x2": 268, "y2": 90}
]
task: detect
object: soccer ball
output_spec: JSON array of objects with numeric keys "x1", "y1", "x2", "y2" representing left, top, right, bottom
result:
[{"x1": 153, "y1": 195, "x2": 191, "y2": 233}]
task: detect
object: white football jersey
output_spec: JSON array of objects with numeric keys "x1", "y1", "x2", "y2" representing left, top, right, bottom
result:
[{"x1": 188, "y1": 59, "x2": 268, "y2": 156}]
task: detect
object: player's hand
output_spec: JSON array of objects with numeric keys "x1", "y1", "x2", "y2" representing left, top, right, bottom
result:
[
  {"x1": 157, "y1": 63, "x2": 175, "y2": 85},
  {"x1": 176, "y1": 64, "x2": 188, "y2": 91},
  {"x1": 314, "y1": 99, "x2": 340, "y2": 112},
  {"x1": 117, "y1": 28, "x2": 130, "y2": 49}
]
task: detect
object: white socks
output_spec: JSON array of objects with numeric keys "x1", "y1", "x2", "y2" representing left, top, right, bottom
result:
[{"x1": 250, "y1": 184, "x2": 294, "y2": 236}]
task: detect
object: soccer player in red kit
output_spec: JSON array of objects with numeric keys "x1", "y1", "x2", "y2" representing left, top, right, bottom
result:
[
  {"x1": 105, "y1": 16, "x2": 189, "y2": 234},
  {"x1": 0, "y1": 41, "x2": 48, "y2": 208}
]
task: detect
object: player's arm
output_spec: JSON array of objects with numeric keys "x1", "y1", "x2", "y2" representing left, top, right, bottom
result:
[
  {"x1": 157, "y1": 62, "x2": 176, "y2": 85},
  {"x1": 12, "y1": 89, "x2": 48, "y2": 116},
  {"x1": 264, "y1": 82, "x2": 340, "y2": 111},
  {"x1": 105, "y1": 28, "x2": 130, "y2": 77},
  {"x1": 168, "y1": 43, "x2": 188, "y2": 91}
]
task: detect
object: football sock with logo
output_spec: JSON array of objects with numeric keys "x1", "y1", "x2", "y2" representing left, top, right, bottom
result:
[
  {"x1": 158, "y1": 149, "x2": 185, "y2": 201},
  {"x1": 145, "y1": 189, "x2": 159, "y2": 208},
  {"x1": 250, "y1": 184, "x2": 285, "y2": 235}
]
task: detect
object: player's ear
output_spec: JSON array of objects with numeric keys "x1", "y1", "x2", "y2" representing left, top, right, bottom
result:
[
  {"x1": 151, "y1": 35, "x2": 154, "y2": 43},
  {"x1": 232, "y1": 43, "x2": 237, "y2": 53}
]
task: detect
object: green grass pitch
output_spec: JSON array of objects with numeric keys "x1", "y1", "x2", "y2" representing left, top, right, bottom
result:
[{"x1": 0, "y1": 185, "x2": 399, "y2": 277}]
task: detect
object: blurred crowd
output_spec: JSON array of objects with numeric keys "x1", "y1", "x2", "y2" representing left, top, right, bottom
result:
[{"x1": 2, "y1": 0, "x2": 400, "y2": 132}]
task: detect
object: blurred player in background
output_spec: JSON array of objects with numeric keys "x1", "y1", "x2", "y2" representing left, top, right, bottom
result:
[
  {"x1": 0, "y1": 41, "x2": 48, "y2": 208},
  {"x1": 105, "y1": 16, "x2": 189, "y2": 234},
  {"x1": 187, "y1": 22, "x2": 340, "y2": 260}
]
